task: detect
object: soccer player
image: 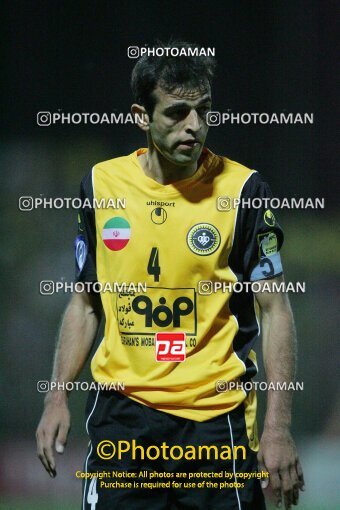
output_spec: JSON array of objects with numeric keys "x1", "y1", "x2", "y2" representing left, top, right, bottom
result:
[{"x1": 36, "y1": 41, "x2": 305, "y2": 509}]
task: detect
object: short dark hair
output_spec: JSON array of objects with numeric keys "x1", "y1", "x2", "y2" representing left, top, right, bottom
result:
[{"x1": 131, "y1": 40, "x2": 216, "y2": 117}]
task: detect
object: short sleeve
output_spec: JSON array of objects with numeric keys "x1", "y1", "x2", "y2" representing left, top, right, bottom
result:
[
  {"x1": 239, "y1": 172, "x2": 284, "y2": 281},
  {"x1": 74, "y1": 172, "x2": 97, "y2": 283}
]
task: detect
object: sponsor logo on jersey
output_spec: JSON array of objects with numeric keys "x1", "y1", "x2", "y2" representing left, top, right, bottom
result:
[
  {"x1": 264, "y1": 209, "x2": 276, "y2": 227},
  {"x1": 146, "y1": 200, "x2": 175, "y2": 207},
  {"x1": 187, "y1": 223, "x2": 221, "y2": 256},
  {"x1": 102, "y1": 217, "x2": 131, "y2": 251},
  {"x1": 151, "y1": 207, "x2": 167, "y2": 224},
  {"x1": 75, "y1": 235, "x2": 87, "y2": 271},
  {"x1": 155, "y1": 332, "x2": 186, "y2": 362},
  {"x1": 132, "y1": 295, "x2": 193, "y2": 328},
  {"x1": 117, "y1": 287, "x2": 197, "y2": 336},
  {"x1": 258, "y1": 232, "x2": 278, "y2": 257}
]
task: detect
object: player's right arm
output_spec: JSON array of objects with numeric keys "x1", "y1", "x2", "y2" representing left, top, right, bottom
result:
[
  {"x1": 36, "y1": 289, "x2": 101, "y2": 477},
  {"x1": 37, "y1": 172, "x2": 99, "y2": 477}
]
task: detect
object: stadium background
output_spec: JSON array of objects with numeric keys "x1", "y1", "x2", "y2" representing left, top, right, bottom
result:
[{"x1": 1, "y1": 1, "x2": 338, "y2": 509}]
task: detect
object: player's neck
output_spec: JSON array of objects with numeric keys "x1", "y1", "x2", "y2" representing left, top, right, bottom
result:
[{"x1": 139, "y1": 146, "x2": 199, "y2": 185}]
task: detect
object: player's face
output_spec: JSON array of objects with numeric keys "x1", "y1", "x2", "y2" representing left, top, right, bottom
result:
[{"x1": 148, "y1": 83, "x2": 211, "y2": 166}]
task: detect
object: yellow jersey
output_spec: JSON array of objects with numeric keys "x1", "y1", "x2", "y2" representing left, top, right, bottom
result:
[{"x1": 75, "y1": 147, "x2": 283, "y2": 444}]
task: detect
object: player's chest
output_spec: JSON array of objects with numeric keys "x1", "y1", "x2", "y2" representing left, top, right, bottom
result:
[{"x1": 96, "y1": 193, "x2": 235, "y2": 256}]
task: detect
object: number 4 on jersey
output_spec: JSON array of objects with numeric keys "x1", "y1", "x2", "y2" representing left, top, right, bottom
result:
[
  {"x1": 148, "y1": 247, "x2": 160, "y2": 282},
  {"x1": 87, "y1": 476, "x2": 98, "y2": 509}
]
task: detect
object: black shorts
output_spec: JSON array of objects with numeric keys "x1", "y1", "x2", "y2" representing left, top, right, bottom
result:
[{"x1": 81, "y1": 389, "x2": 266, "y2": 510}]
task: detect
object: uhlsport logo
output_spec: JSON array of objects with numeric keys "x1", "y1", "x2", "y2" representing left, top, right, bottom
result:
[
  {"x1": 102, "y1": 217, "x2": 131, "y2": 251},
  {"x1": 151, "y1": 207, "x2": 167, "y2": 224},
  {"x1": 187, "y1": 223, "x2": 221, "y2": 256},
  {"x1": 155, "y1": 332, "x2": 186, "y2": 362}
]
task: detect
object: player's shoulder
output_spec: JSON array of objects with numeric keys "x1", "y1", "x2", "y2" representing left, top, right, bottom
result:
[
  {"x1": 92, "y1": 150, "x2": 136, "y2": 175},
  {"x1": 213, "y1": 150, "x2": 269, "y2": 187},
  {"x1": 210, "y1": 149, "x2": 260, "y2": 185},
  {"x1": 79, "y1": 150, "x2": 138, "y2": 192}
]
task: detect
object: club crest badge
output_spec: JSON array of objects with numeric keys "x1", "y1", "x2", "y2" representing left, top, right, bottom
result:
[{"x1": 187, "y1": 223, "x2": 221, "y2": 256}]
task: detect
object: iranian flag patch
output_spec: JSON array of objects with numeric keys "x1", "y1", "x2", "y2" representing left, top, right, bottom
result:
[{"x1": 102, "y1": 217, "x2": 131, "y2": 251}]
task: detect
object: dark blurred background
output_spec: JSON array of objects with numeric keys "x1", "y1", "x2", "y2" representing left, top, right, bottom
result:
[{"x1": 1, "y1": 1, "x2": 339, "y2": 509}]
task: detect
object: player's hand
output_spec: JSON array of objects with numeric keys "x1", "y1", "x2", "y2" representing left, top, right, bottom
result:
[
  {"x1": 36, "y1": 393, "x2": 71, "y2": 477},
  {"x1": 257, "y1": 426, "x2": 305, "y2": 509}
]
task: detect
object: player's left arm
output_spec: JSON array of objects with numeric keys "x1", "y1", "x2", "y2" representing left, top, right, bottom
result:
[{"x1": 255, "y1": 275, "x2": 305, "y2": 509}]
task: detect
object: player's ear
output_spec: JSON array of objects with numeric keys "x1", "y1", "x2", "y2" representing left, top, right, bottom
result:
[{"x1": 131, "y1": 104, "x2": 150, "y2": 132}]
